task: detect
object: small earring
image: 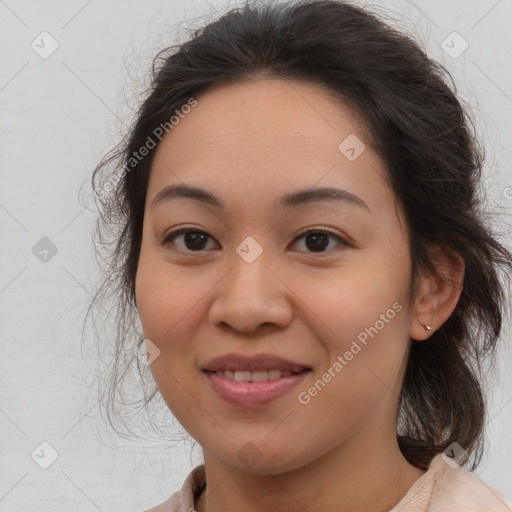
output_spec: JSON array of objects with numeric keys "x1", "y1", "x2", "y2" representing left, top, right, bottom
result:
[{"x1": 423, "y1": 324, "x2": 433, "y2": 332}]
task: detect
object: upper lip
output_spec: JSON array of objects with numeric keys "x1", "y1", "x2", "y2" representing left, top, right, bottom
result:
[{"x1": 201, "y1": 353, "x2": 311, "y2": 373}]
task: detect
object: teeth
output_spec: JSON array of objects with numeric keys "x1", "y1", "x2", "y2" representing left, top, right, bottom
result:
[
  {"x1": 217, "y1": 369, "x2": 294, "y2": 381},
  {"x1": 234, "y1": 371, "x2": 251, "y2": 382}
]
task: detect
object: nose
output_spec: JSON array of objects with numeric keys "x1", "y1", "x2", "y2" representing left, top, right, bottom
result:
[{"x1": 208, "y1": 250, "x2": 294, "y2": 334}]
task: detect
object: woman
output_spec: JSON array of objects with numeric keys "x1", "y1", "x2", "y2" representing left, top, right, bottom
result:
[{"x1": 87, "y1": 1, "x2": 512, "y2": 510}]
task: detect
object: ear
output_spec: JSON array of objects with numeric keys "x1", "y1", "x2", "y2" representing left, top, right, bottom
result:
[{"x1": 409, "y1": 244, "x2": 465, "y2": 341}]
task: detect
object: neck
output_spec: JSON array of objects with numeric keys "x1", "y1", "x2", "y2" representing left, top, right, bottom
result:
[{"x1": 195, "y1": 430, "x2": 425, "y2": 512}]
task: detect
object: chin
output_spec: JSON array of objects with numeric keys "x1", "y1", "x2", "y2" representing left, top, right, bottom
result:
[{"x1": 206, "y1": 442, "x2": 310, "y2": 476}]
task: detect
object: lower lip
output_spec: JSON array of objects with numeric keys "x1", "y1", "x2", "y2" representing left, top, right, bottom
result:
[{"x1": 203, "y1": 370, "x2": 310, "y2": 407}]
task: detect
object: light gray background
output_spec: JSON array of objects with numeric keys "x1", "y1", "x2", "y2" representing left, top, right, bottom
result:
[{"x1": 1, "y1": 0, "x2": 511, "y2": 510}]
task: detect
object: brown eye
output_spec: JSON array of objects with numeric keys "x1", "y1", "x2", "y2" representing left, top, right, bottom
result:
[
  {"x1": 291, "y1": 229, "x2": 347, "y2": 253},
  {"x1": 162, "y1": 228, "x2": 218, "y2": 252},
  {"x1": 161, "y1": 227, "x2": 348, "y2": 254}
]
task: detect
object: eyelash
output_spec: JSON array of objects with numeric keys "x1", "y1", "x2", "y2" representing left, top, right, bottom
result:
[{"x1": 160, "y1": 226, "x2": 349, "y2": 254}]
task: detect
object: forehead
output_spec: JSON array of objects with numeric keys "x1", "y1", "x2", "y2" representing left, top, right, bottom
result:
[{"x1": 147, "y1": 78, "x2": 390, "y2": 213}]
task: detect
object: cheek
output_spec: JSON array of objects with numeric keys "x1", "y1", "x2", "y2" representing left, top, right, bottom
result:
[
  {"x1": 298, "y1": 255, "x2": 411, "y2": 407},
  {"x1": 135, "y1": 255, "x2": 207, "y2": 341},
  {"x1": 135, "y1": 257, "x2": 211, "y2": 386},
  {"x1": 295, "y1": 311, "x2": 409, "y2": 445},
  {"x1": 136, "y1": 269, "x2": 203, "y2": 426},
  {"x1": 300, "y1": 257, "x2": 408, "y2": 344}
]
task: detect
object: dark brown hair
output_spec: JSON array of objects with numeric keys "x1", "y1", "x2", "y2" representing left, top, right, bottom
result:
[{"x1": 83, "y1": 0, "x2": 512, "y2": 471}]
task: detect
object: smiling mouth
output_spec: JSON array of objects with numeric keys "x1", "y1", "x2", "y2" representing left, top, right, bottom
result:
[
  {"x1": 203, "y1": 367, "x2": 312, "y2": 407},
  {"x1": 203, "y1": 368, "x2": 310, "y2": 382}
]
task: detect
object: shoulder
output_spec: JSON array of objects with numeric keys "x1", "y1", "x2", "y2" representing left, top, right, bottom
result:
[
  {"x1": 141, "y1": 464, "x2": 206, "y2": 512},
  {"x1": 426, "y1": 454, "x2": 511, "y2": 511}
]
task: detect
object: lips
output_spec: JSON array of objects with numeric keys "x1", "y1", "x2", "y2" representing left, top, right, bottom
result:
[
  {"x1": 201, "y1": 353, "x2": 311, "y2": 373},
  {"x1": 200, "y1": 353, "x2": 312, "y2": 407},
  {"x1": 203, "y1": 369, "x2": 311, "y2": 407}
]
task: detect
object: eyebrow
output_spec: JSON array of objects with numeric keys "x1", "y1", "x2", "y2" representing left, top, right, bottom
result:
[{"x1": 150, "y1": 184, "x2": 370, "y2": 212}]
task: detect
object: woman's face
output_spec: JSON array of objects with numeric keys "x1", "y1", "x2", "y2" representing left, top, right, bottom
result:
[{"x1": 135, "y1": 78, "x2": 418, "y2": 473}]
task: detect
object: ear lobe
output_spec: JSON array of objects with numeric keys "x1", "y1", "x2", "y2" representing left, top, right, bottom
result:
[{"x1": 409, "y1": 245, "x2": 464, "y2": 341}]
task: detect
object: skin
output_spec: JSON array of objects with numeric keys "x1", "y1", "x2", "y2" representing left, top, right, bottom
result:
[{"x1": 135, "y1": 78, "x2": 464, "y2": 512}]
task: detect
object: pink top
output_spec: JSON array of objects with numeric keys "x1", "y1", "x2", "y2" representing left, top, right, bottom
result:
[{"x1": 143, "y1": 453, "x2": 512, "y2": 511}]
